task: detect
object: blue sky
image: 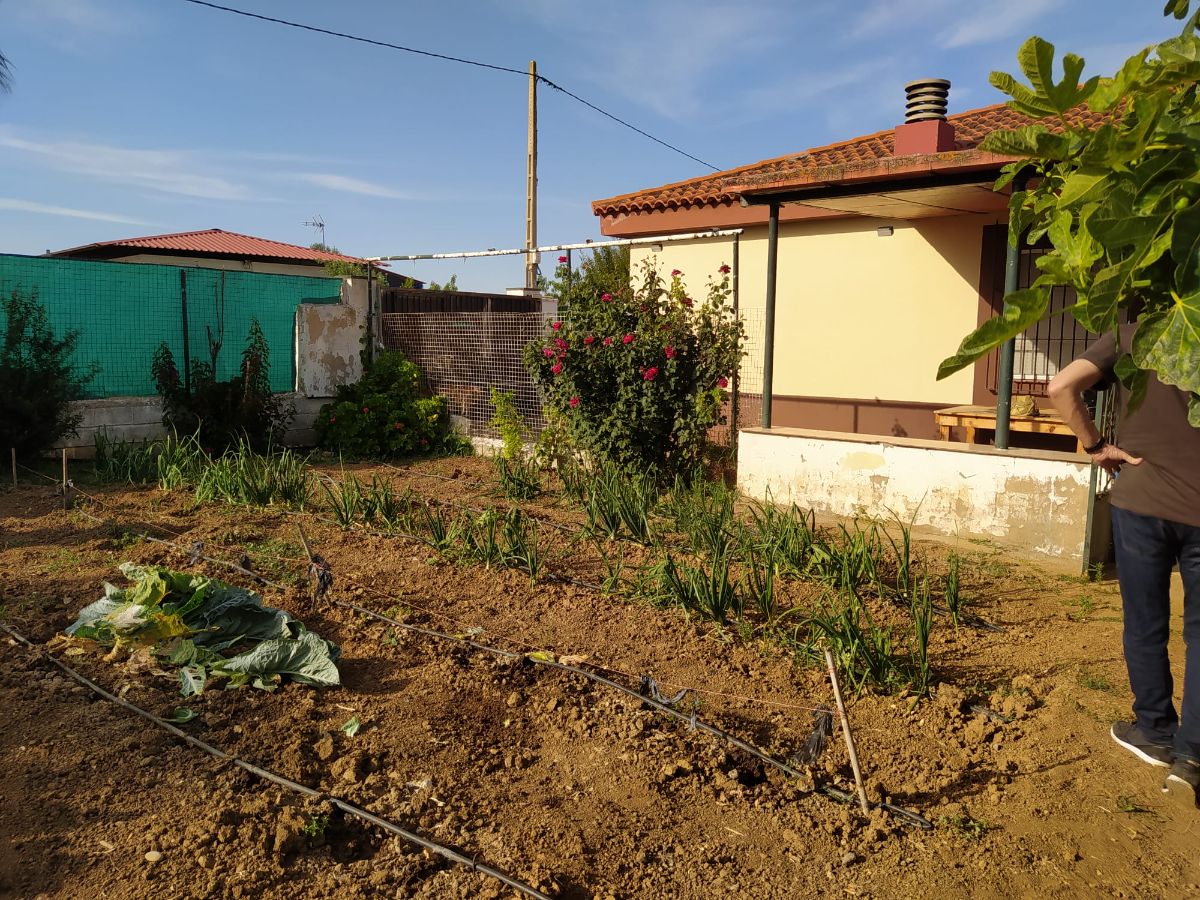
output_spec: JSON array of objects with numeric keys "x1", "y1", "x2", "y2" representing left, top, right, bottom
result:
[{"x1": 0, "y1": 0, "x2": 1179, "y2": 290}]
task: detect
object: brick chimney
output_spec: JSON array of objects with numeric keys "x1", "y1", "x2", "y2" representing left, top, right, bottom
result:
[{"x1": 894, "y1": 78, "x2": 956, "y2": 156}]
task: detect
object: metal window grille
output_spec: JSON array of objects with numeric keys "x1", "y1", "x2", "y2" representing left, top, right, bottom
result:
[{"x1": 984, "y1": 244, "x2": 1104, "y2": 397}]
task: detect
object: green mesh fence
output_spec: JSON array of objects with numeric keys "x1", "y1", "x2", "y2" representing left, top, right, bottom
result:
[{"x1": 0, "y1": 254, "x2": 342, "y2": 397}]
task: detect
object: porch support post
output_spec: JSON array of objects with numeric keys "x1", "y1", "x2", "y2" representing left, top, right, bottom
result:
[
  {"x1": 995, "y1": 172, "x2": 1029, "y2": 450},
  {"x1": 762, "y1": 200, "x2": 780, "y2": 428}
]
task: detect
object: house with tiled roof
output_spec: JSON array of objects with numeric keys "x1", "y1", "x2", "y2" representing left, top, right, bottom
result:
[
  {"x1": 592, "y1": 83, "x2": 1109, "y2": 446},
  {"x1": 51, "y1": 228, "x2": 422, "y2": 286}
]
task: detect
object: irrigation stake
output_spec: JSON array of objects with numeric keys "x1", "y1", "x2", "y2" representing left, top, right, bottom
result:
[
  {"x1": 61, "y1": 449, "x2": 70, "y2": 510},
  {"x1": 825, "y1": 649, "x2": 870, "y2": 816},
  {"x1": 10, "y1": 448, "x2": 16, "y2": 489}
]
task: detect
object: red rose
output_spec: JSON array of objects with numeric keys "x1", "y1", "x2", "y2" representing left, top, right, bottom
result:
[
  {"x1": 717, "y1": 376, "x2": 729, "y2": 388},
  {"x1": 643, "y1": 367, "x2": 659, "y2": 381},
  {"x1": 602, "y1": 337, "x2": 614, "y2": 346},
  {"x1": 551, "y1": 362, "x2": 563, "y2": 375},
  {"x1": 558, "y1": 255, "x2": 568, "y2": 263},
  {"x1": 670, "y1": 269, "x2": 682, "y2": 277},
  {"x1": 665, "y1": 346, "x2": 676, "y2": 359},
  {"x1": 362, "y1": 407, "x2": 369, "y2": 413},
  {"x1": 569, "y1": 396, "x2": 580, "y2": 408},
  {"x1": 601, "y1": 293, "x2": 612, "y2": 302},
  {"x1": 552, "y1": 321, "x2": 562, "y2": 331},
  {"x1": 622, "y1": 334, "x2": 634, "y2": 345},
  {"x1": 543, "y1": 347, "x2": 555, "y2": 358},
  {"x1": 584, "y1": 335, "x2": 595, "y2": 345},
  {"x1": 718, "y1": 264, "x2": 731, "y2": 274}
]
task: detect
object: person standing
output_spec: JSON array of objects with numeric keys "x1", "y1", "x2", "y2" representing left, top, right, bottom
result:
[{"x1": 1047, "y1": 324, "x2": 1200, "y2": 808}]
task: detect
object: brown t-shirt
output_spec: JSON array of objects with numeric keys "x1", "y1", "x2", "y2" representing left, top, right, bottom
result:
[{"x1": 1080, "y1": 325, "x2": 1200, "y2": 527}]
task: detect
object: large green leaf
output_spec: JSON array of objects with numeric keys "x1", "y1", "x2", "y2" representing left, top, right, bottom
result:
[
  {"x1": 1164, "y1": 0, "x2": 1190, "y2": 20},
  {"x1": 217, "y1": 631, "x2": 341, "y2": 688},
  {"x1": 1190, "y1": 394, "x2": 1200, "y2": 427},
  {"x1": 1057, "y1": 171, "x2": 1110, "y2": 206},
  {"x1": 937, "y1": 289, "x2": 1050, "y2": 379},
  {"x1": 1131, "y1": 293, "x2": 1200, "y2": 391},
  {"x1": 1172, "y1": 204, "x2": 1200, "y2": 292}
]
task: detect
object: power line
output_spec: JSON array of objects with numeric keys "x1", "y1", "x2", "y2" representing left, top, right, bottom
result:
[{"x1": 180, "y1": 0, "x2": 719, "y2": 172}]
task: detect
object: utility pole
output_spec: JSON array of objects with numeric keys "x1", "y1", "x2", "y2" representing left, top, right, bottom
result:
[{"x1": 524, "y1": 60, "x2": 539, "y2": 292}]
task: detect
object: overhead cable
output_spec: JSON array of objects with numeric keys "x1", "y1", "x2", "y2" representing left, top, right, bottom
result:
[{"x1": 179, "y1": 0, "x2": 719, "y2": 171}]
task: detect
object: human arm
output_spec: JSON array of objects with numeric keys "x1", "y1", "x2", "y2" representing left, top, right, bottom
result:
[{"x1": 1047, "y1": 359, "x2": 1143, "y2": 474}]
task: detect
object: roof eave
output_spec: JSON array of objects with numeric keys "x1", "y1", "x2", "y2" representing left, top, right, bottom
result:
[{"x1": 728, "y1": 149, "x2": 1014, "y2": 203}]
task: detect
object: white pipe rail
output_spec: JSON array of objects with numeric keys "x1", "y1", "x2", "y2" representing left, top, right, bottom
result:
[{"x1": 367, "y1": 228, "x2": 745, "y2": 262}]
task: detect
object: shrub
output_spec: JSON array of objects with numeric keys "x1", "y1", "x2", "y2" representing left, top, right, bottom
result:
[
  {"x1": 315, "y1": 350, "x2": 470, "y2": 458},
  {"x1": 0, "y1": 288, "x2": 93, "y2": 459},
  {"x1": 526, "y1": 259, "x2": 743, "y2": 479},
  {"x1": 152, "y1": 319, "x2": 294, "y2": 452}
]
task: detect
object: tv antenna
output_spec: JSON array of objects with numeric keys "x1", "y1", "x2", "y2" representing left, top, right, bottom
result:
[{"x1": 303, "y1": 215, "x2": 326, "y2": 249}]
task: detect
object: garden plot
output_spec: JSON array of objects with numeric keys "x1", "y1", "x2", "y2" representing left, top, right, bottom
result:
[{"x1": 1, "y1": 455, "x2": 1197, "y2": 898}]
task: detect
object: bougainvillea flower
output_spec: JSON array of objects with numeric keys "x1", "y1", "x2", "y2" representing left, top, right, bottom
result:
[
  {"x1": 717, "y1": 376, "x2": 729, "y2": 388},
  {"x1": 602, "y1": 337, "x2": 614, "y2": 346},
  {"x1": 569, "y1": 396, "x2": 580, "y2": 408},
  {"x1": 551, "y1": 321, "x2": 562, "y2": 331},
  {"x1": 622, "y1": 334, "x2": 634, "y2": 344},
  {"x1": 718, "y1": 264, "x2": 731, "y2": 274},
  {"x1": 551, "y1": 362, "x2": 563, "y2": 375},
  {"x1": 584, "y1": 335, "x2": 595, "y2": 345},
  {"x1": 665, "y1": 346, "x2": 676, "y2": 359},
  {"x1": 644, "y1": 367, "x2": 659, "y2": 381},
  {"x1": 670, "y1": 269, "x2": 682, "y2": 277},
  {"x1": 601, "y1": 293, "x2": 612, "y2": 302},
  {"x1": 543, "y1": 347, "x2": 555, "y2": 358}
]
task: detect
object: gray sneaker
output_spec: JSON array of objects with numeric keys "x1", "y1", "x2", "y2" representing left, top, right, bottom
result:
[
  {"x1": 1162, "y1": 759, "x2": 1199, "y2": 809},
  {"x1": 1110, "y1": 722, "x2": 1173, "y2": 768}
]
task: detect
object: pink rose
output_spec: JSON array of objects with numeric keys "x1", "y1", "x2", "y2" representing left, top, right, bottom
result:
[
  {"x1": 361, "y1": 406, "x2": 369, "y2": 413},
  {"x1": 622, "y1": 334, "x2": 634, "y2": 345},
  {"x1": 602, "y1": 337, "x2": 614, "y2": 347},
  {"x1": 553, "y1": 337, "x2": 568, "y2": 350},
  {"x1": 551, "y1": 362, "x2": 563, "y2": 375},
  {"x1": 717, "y1": 376, "x2": 729, "y2": 388},
  {"x1": 584, "y1": 335, "x2": 595, "y2": 345},
  {"x1": 569, "y1": 396, "x2": 580, "y2": 408},
  {"x1": 542, "y1": 347, "x2": 555, "y2": 358},
  {"x1": 665, "y1": 346, "x2": 676, "y2": 359},
  {"x1": 643, "y1": 367, "x2": 659, "y2": 381},
  {"x1": 601, "y1": 293, "x2": 612, "y2": 302}
]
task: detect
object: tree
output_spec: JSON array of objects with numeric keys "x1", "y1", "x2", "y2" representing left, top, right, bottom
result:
[
  {"x1": 938, "y1": 1, "x2": 1200, "y2": 426},
  {"x1": 310, "y1": 242, "x2": 386, "y2": 287},
  {"x1": 0, "y1": 50, "x2": 13, "y2": 93},
  {"x1": 0, "y1": 288, "x2": 93, "y2": 459}
]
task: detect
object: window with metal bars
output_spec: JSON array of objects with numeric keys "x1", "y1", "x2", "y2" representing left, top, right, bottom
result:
[{"x1": 982, "y1": 234, "x2": 1123, "y2": 397}]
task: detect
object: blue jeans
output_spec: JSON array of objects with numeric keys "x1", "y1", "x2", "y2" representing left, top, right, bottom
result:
[{"x1": 1111, "y1": 506, "x2": 1200, "y2": 764}]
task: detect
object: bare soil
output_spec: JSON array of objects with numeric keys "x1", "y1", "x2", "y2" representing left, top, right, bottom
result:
[{"x1": 1, "y1": 456, "x2": 1196, "y2": 899}]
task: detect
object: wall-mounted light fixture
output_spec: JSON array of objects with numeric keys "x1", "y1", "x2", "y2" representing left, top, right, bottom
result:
[{"x1": 876, "y1": 226, "x2": 894, "y2": 237}]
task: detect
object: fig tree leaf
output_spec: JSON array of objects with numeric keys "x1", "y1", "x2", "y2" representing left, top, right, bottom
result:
[
  {"x1": 165, "y1": 708, "x2": 197, "y2": 724},
  {"x1": 217, "y1": 631, "x2": 341, "y2": 688},
  {"x1": 1131, "y1": 296, "x2": 1200, "y2": 393},
  {"x1": 341, "y1": 715, "x2": 361, "y2": 738},
  {"x1": 937, "y1": 289, "x2": 1051, "y2": 379}
]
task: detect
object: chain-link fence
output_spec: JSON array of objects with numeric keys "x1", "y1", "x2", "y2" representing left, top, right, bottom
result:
[
  {"x1": 0, "y1": 254, "x2": 342, "y2": 397},
  {"x1": 379, "y1": 308, "x2": 767, "y2": 444}
]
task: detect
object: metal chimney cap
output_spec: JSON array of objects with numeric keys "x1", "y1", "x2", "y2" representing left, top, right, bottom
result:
[{"x1": 904, "y1": 78, "x2": 950, "y2": 92}]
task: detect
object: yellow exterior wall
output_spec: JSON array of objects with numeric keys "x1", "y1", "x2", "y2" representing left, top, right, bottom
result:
[{"x1": 630, "y1": 213, "x2": 998, "y2": 404}]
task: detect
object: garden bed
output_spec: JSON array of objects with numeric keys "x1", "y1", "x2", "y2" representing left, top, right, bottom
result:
[{"x1": 0, "y1": 455, "x2": 1196, "y2": 898}]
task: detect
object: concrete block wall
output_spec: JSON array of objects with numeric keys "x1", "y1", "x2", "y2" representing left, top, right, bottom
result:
[{"x1": 738, "y1": 427, "x2": 1100, "y2": 563}]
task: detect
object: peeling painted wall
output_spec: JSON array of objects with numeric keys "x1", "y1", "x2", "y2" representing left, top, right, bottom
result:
[
  {"x1": 737, "y1": 427, "x2": 1096, "y2": 561},
  {"x1": 297, "y1": 278, "x2": 368, "y2": 398}
]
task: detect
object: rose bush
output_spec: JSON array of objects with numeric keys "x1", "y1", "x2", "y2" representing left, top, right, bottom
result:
[
  {"x1": 315, "y1": 351, "x2": 469, "y2": 458},
  {"x1": 526, "y1": 258, "x2": 743, "y2": 478}
]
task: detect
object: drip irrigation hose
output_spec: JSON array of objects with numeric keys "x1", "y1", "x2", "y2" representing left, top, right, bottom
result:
[
  {"x1": 69, "y1": 486, "x2": 933, "y2": 827},
  {"x1": 336, "y1": 601, "x2": 933, "y2": 831},
  {"x1": 0, "y1": 622, "x2": 554, "y2": 900}
]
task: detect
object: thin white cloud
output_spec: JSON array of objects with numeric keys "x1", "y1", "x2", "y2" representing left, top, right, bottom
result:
[
  {"x1": 291, "y1": 173, "x2": 411, "y2": 200},
  {"x1": 848, "y1": 0, "x2": 958, "y2": 40},
  {"x1": 0, "y1": 131, "x2": 253, "y2": 200},
  {"x1": 0, "y1": 197, "x2": 149, "y2": 225},
  {"x1": 940, "y1": 0, "x2": 1063, "y2": 49}
]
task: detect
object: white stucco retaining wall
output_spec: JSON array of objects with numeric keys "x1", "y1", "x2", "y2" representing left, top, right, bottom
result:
[{"x1": 737, "y1": 427, "x2": 1098, "y2": 561}]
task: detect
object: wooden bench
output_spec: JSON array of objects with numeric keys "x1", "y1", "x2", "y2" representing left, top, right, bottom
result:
[{"x1": 933, "y1": 404, "x2": 1084, "y2": 453}]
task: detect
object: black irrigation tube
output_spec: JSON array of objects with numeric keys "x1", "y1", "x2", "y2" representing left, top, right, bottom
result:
[
  {"x1": 336, "y1": 601, "x2": 933, "y2": 831},
  {"x1": 0, "y1": 622, "x2": 553, "y2": 900},
  {"x1": 81, "y1": 508, "x2": 932, "y2": 830}
]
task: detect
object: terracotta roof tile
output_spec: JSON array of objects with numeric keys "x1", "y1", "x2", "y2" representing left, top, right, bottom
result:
[
  {"x1": 54, "y1": 228, "x2": 366, "y2": 263},
  {"x1": 592, "y1": 102, "x2": 1110, "y2": 215}
]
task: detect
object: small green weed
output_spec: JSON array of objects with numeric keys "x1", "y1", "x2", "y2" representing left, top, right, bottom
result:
[
  {"x1": 302, "y1": 813, "x2": 330, "y2": 838},
  {"x1": 938, "y1": 814, "x2": 988, "y2": 840}
]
